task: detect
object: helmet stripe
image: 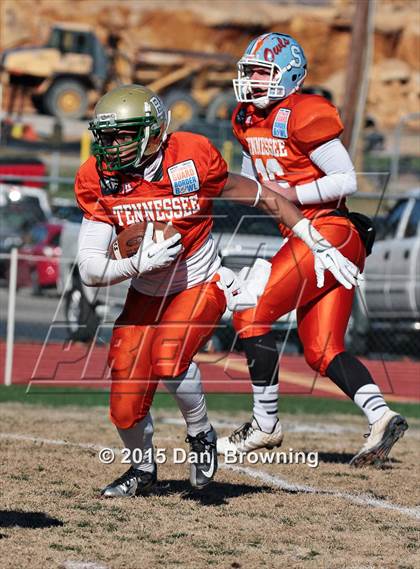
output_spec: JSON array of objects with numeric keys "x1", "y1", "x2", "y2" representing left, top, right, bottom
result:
[
  {"x1": 245, "y1": 39, "x2": 258, "y2": 55},
  {"x1": 251, "y1": 33, "x2": 272, "y2": 55}
]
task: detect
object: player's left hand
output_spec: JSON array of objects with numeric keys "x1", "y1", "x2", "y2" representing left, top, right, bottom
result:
[
  {"x1": 314, "y1": 247, "x2": 364, "y2": 290},
  {"x1": 217, "y1": 259, "x2": 272, "y2": 311}
]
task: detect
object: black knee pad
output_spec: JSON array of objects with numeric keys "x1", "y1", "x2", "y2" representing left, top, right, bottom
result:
[{"x1": 241, "y1": 332, "x2": 279, "y2": 387}]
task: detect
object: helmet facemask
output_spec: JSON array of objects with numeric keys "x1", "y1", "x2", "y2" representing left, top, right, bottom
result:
[
  {"x1": 234, "y1": 60, "x2": 284, "y2": 109},
  {"x1": 89, "y1": 104, "x2": 161, "y2": 172}
]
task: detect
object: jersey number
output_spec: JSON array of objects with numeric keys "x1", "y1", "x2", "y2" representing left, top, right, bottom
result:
[{"x1": 254, "y1": 158, "x2": 289, "y2": 187}]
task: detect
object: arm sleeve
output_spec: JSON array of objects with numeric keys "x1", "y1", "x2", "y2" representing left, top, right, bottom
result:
[
  {"x1": 201, "y1": 140, "x2": 229, "y2": 198},
  {"x1": 240, "y1": 151, "x2": 258, "y2": 180},
  {"x1": 295, "y1": 138, "x2": 357, "y2": 205},
  {"x1": 78, "y1": 218, "x2": 138, "y2": 286}
]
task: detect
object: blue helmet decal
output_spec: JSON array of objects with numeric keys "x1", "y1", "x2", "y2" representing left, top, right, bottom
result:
[{"x1": 233, "y1": 33, "x2": 307, "y2": 108}]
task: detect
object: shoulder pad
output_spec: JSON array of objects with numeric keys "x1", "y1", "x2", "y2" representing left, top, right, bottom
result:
[{"x1": 292, "y1": 96, "x2": 343, "y2": 151}]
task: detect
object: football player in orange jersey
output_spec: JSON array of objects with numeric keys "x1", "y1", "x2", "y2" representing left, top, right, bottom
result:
[
  {"x1": 75, "y1": 84, "x2": 361, "y2": 496},
  {"x1": 217, "y1": 33, "x2": 408, "y2": 466}
]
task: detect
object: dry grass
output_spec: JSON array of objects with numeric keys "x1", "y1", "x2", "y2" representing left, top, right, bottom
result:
[{"x1": 1, "y1": 403, "x2": 419, "y2": 569}]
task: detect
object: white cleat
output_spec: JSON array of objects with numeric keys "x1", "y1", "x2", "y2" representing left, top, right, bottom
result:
[
  {"x1": 217, "y1": 418, "x2": 283, "y2": 455},
  {"x1": 350, "y1": 410, "x2": 408, "y2": 467}
]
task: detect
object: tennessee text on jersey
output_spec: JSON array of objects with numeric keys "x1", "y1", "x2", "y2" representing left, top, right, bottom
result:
[{"x1": 112, "y1": 195, "x2": 200, "y2": 226}]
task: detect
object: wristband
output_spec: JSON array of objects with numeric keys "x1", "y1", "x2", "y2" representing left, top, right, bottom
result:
[
  {"x1": 291, "y1": 218, "x2": 331, "y2": 252},
  {"x1": 252, "y1": 181, "x2": 262, "y2": 207}
]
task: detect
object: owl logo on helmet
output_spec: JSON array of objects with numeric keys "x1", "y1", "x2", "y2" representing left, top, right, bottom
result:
[
  {"x1": 233, "y1": 33, "x2": 307, "y2": 109},
  {"x1": 89, "y1": 84, "x2": 170, "y2": 172}
]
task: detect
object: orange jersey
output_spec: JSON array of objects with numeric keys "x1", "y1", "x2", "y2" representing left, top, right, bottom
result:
[
  {"x1": 75, "y1": 132, "x2": 228, "y2": 259},
  {"x1": 232, "y1": 93, "x2": 346, "y2": 235}
]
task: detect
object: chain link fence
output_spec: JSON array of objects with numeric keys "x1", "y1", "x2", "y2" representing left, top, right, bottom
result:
[
  {"x1": 0, "y1": 116, "x2": 419, "y2": 373},
  {"x1": 0, "y1": 204, "x2": 419, "y2": 365}
]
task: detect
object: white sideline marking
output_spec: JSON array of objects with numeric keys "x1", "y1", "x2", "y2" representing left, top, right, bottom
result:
[
  {"x1": 161, "y1": 417, "x2": 420, "y2": 438},
  {"x1": 161, "y1": 416, "x2": 361, "y2": 434},
  {"x1": 0, "y1": 433, "x2": 103, "y2": 451},
  {"x1": 1, "y1": 431, "x2": 419, "y2": 520},
  {"x1": 221, "y1": 464, "x2": 420, "y2": 520},
  {"x1": 0, "y1": 433, "x2": 179, "y2": 451}
]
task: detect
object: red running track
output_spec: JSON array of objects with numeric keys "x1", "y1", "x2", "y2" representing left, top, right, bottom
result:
[{"x1": 1, "y1": 341, "x2": 419, "y2": 402}]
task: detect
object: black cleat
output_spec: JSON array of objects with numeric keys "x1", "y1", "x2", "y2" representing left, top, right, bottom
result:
[
  {"x1": 101, "y1": 465, "x2": 157, "y2": 497},
  {"x1": 185, "y1": 427, "x2": 218, "y2": 490}
]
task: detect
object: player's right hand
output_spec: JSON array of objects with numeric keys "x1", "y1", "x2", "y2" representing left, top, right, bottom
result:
[
  {"x1": 129, "y1": 223, "x2": 182, "y2": 275},
  {"x1": 291, "y1": 218, "x2": 363, "y2": 290},
  {"x1": 314, "y1": 246, "x2": 363, "y2": 290}
]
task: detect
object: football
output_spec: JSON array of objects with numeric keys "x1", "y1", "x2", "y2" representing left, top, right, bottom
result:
[{"x1": 108, "y1": 221, "x2": 178, "y2": 259}]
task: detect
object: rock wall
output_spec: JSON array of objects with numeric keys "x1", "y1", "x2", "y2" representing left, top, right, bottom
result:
[{"x1": 1, "y1": 0, "x2": 419, "y2": 128}]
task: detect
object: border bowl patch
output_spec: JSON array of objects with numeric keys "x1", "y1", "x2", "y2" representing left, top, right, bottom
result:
[
  {"x1": 272, "y1": 108, "x2": 291, "y2": 139},
  {"x1": 168, "y1": 160, "x2": 200, "y2": 195}
]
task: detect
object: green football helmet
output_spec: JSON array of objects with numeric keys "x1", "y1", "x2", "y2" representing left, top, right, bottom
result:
[{"x1": 89, "y1": 84, "x2": 170, "y2": 172}]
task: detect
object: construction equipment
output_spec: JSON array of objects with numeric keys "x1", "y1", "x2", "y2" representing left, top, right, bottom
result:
[
  {"x1": 0, "y1": 23, "x2": 238, "y2": 125},
  {"x1": 133, "y1": 46, "x2": 237, "y2": 125},
  {"x1": 0, "y1": 23, "x2": 113, "y2": 120}
]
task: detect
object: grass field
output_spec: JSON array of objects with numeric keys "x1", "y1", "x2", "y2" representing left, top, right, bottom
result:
[{"x1": 1, "y1": 388, "x2": 419, "y2": 569}]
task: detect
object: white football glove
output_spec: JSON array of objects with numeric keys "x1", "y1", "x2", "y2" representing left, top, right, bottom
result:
[
  {"x1": 129, "y1": 222, "x2": 182, "y2": 275},
  {"x1": 313, "y1": 247, "x2": 362, "y2": 290},
  {"x1": 292, "y1": 218, "x2": 364, "y2": 290},
  {"x1": 217, "y1": 259, "x2": 272, "y2": 312}
]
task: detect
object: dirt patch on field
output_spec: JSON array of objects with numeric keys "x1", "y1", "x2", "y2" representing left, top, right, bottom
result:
[{"x1": 1, "y1": 403, "x2": 419, "y2": 569}]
